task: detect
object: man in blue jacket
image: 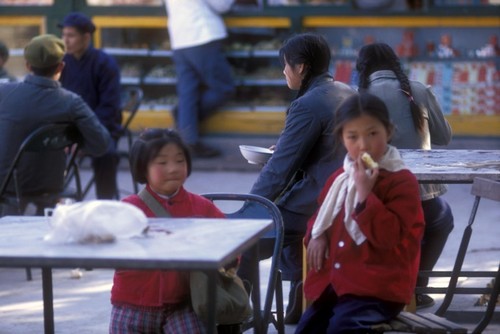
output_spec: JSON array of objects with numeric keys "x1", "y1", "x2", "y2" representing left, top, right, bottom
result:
[
  {"x1": 59, "y1": 12, "x2": 122, "y2": 199},
  {"x1": 0, "y1": 34, "x2": 111, "y2": 216}
]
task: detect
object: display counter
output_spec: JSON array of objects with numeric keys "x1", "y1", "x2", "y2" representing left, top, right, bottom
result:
[{"x1": 1, "y1": 1, "x2": 498, "y2": 136}]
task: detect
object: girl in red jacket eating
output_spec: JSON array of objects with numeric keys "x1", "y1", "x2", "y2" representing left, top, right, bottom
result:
[
  {"x1": 109, "y1": 128, "x2": 224, "y2": 333},
  {"x1": 296, "y1": 93, "x2": 425, "y2": 333}
]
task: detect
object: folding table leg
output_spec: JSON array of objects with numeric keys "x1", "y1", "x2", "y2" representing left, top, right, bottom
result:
[
  {"x1": 207, "y1": 271, "x2": 216, "y2": 334},
  {"x1": 41, "y1": 267, "x2": 54, "y2": 334}
]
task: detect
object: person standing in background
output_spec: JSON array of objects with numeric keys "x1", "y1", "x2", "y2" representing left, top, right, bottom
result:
[
  {"x1": 0, "y1": 41, "x2": 17, "y2": 83},
  {"x1": 356, "y1": 42, "x2": 454, "y2": 309},
  {"x1": 59, "y1": 12, "x2": 122, "y2": 199},
  {"x1": 164, "y1": 0, "x2": 235, "y2": 158}
]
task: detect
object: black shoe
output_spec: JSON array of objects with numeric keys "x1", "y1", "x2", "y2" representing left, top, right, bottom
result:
[
  {"x1": 188, "y1": 142, "x2": 221, "y2": 158},
  {"x1": 416, "y1": 294, "x2": 435, "y2": 309},
  {"x1": 284, "y1": 280, "x2": 303, "y2": 324}
]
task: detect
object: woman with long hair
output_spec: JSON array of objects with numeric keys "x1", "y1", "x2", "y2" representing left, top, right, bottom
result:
[
  {"x1": 239, "y1": 33, "x2": 354, "y2": 324},
  {"x1": 356, "y1": 42, "x2": 454, "y2": 309}
]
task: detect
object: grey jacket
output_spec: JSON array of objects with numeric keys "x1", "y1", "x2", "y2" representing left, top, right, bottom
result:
[
  {"x1": 251, "y1": 73, "x2": 355, "y2": 218},
  {"x1": 0, "y1": 74, "x2": 111, "y2": 194},
  {"x1": 365, "y1": 70, "x2": 452, "y2": 200}
]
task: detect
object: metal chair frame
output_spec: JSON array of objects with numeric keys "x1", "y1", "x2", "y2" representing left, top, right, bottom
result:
[
  {"x1": 393, "y1": 177, "x2": 500, "y2": 334},
  {"x1": 80, "y1": 86, "x2": 143, "y2": 198},
  {"x1": 201, "y1": 193, "x2": 285, "y2": 334},
  {"x1": 0, "y1": 123, "x2": 83, "y2": 213},
  {"x1": 0, "y1": 123, "x2": 83, "y2": 281}
]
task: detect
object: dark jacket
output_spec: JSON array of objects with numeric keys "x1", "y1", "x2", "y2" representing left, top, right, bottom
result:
[
  {"x1": 251, "y1": 73, "x2": 355, "y2": 218},
  {"x1": 60, "y1": 46, "x2": 122, "y2": 137},
  {"x1": 0, "y1": 74, "x2": 111, "y2": 194}
]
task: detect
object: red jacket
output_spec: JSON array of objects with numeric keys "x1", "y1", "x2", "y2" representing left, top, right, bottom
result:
[
  {"x1": 304, "y1": 168, "x2": 424, "y2": 304},
  {"x1": 110, "y1": 185, "x2": 225, "y2": 307}
]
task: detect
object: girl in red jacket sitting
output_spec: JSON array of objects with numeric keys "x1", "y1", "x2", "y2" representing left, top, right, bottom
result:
[
  {"x1": 109, "y1": 128, "x2": 225, "y2": 333},
  {"x1": 296, "y1": 93, "x2": 425, "y2": 333}
]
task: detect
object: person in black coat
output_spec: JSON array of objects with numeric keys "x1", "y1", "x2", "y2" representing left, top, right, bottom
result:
[{"x1": 239, "y1": 33, "x2": 355, "y2": 324}]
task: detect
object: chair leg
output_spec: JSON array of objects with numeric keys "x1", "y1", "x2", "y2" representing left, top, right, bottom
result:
[
  {"x1": 473, "y1": 265, "x2": 500, "y2": 334},
  {"x1": 26, "y1": 267, "x2": 32, "y2": 281},
  {"x1": 82, "y1": 175, "x2": 94, "y2": 199},
  {"x1": 275, "y1": 270, "x2": 285, "y2": 334}
]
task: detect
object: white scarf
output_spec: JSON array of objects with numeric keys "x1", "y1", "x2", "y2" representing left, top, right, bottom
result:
[{"x1": 311, "y1": 145, "x2": 407, "y2": 245}]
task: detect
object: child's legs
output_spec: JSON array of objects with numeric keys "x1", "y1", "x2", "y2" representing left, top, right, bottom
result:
[
  {"x1": 109, "y1": 304, "x2": 164, "y2": 334},
  {"x1": 295, "y1": 285, "x2": 337, "y2": 334},
  {"x1": 163, "y1": 304, "x2": 206, "y2": 334},
  {"x1": 327, "y1": 295, "x2": 404, "y2": 334}
]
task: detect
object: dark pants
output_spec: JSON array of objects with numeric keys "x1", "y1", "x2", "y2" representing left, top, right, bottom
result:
[
  {"x1": 295, "y1": 285, "x2": 404, "y2": 334},
  {"x1": 418, "y1": 196, "x2": 454, "y2": 287},
  {"x1": 91, "y1": 143, "x2": 119, "y2": 200},
  {"x1": 172, "y1": 39, "x2": 235, "y2": 144},
  {"x1": 238, "y1": 206, "x2": 308, "y2": 283}
]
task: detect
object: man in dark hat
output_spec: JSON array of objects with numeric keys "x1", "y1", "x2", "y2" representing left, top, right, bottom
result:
[
  {"x1": 0, "y1": 34, "x2": 111, "y2": 216},
  {"x1": 59, "y1": 12, "x2": 122, "y2": 200}
]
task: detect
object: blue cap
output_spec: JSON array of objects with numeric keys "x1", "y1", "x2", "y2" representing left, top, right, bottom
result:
[{"x1": 58, "y1": 12, "x2": 95, "y2": 34}]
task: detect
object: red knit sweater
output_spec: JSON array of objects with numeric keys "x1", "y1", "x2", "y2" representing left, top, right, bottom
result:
[
  {"x1": 110, "y1": 185, "x2": 225, "y2": 307},
  {"x1": 304, "y1": 168, "x2": 424, "y2": 304}
]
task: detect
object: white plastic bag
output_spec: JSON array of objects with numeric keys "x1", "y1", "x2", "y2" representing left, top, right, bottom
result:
[{"x1": 44, "y1": 200, "x2": 148, "y2": 244}]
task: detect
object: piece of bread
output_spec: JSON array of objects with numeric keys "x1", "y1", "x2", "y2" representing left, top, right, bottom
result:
[{"x1": 361, "y1": 152, "x2": 379, "y2": 169}]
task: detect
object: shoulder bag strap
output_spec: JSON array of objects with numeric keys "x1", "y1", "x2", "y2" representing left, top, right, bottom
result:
[{"x1": 138, "y1": 187, "x2": 171, "y2": 217}]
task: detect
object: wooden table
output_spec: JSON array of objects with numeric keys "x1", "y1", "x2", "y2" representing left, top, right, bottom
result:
[
  {"x1": 399, "y1": 149, "x2": 500, "y2": 183},
  {"x1": 399, "y1": 149, "x2": 500, "y2": 332},
  {"x1": 0, "y1": 216, "x2": 272, "y2": 334}
]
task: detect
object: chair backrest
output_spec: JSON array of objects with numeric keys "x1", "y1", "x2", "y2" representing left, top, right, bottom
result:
[
  {"x1": 201, "y1": 193, "x2": 284, "y2": 332},
  {"x1": 0, "y1": 123, "x2": 83, "y2": 207},
  {"x1": 120, "y1": 86, "x2": 143, "y2": 132},
  {"x1": 117, "y1": 86, "x2": 143, "y2": 195}
]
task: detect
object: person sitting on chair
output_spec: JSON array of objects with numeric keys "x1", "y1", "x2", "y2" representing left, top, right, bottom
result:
[
  {"x1": 59, "y1": 12, "x2": 122, "y2": 199},
  {"x1": 239, "y1": 33, "x2": 355, "y2": 324},
  {"x1": 0, "y1": 34, "x2": 111, "y2": 216}
]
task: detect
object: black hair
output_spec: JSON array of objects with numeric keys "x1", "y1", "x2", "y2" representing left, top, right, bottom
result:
[
  {"x1": 31, "y1": 63, "x2": 60, "y2": 77},
  {"x1": 333, "y1": 92, "x2": 394, "y2": 148},
  {"x1": 356, "y1": 43, "x2": 424, "y2": 134},
  {"x1": 279, "y1": 33, "x2": 331, "y2": 98},
  {"x1": 129, "y1": 128, "x2": 192, "y2": 184}
]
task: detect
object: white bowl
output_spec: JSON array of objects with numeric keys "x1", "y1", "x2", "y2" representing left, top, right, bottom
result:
[{"x1": 239, "y1": 145, "x2": 273, "y2": 165}]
